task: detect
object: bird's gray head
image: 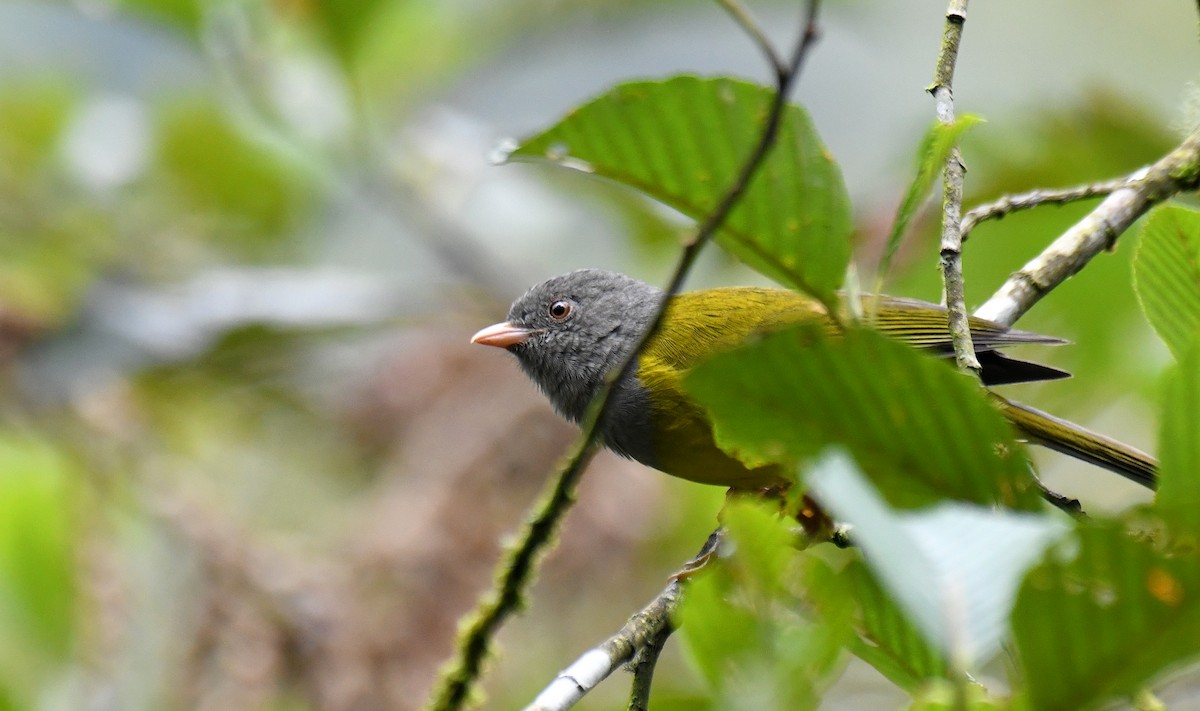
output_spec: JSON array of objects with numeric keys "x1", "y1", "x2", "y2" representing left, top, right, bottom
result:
[{"x1": 471, "y1": 269, "x2": 662, "y2": 422}]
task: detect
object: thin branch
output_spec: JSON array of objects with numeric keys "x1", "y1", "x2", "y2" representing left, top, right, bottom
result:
[
  {"x1": 975, "y1": 125, "x2": 1200, "y2": 327},
  {"x1": 626, "y1": 618, "x2": 673, "y2": 711},
  {"x1": 929, "y1": 0, "x2": 979, "y2": 376},
  {"x1": 423, "y1": 4, "x2": 824, "y2": 710},
  {"x1": 656, "y1": 0, "x2": 821, "y2": 303},
  {"x1": 961, "y1": 178, "x2": 1128, "y2": 239},
  {"x1": 1027, "y1": 464, "x2": 1085, "y2": 517},
  {"x1": 202, "y1": 3, "x2": 514, "y2": 301},
  {"x1": 522, "y1": 581, "x2": 682, "y2": 711},
  {"x1": 717, "y1": 0, "x2": 786, "y2": 77},
  {"x1": 522, "y1": 530, "x2": 723, "y2": 711}
]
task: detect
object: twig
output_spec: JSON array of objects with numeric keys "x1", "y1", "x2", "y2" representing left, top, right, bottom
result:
[
  {"x1": 626, "y1": 617, "x2": 673, "y2": 711},
  {"x1": 1027, "y1": 464, "x2": 1085, "y2": 517},
  {"x1": 929, "y1": 0, "x2": 980, "y2": 376},
  {"x1": 522, "y1": 530, "x2": 723, "y2": 711},
  {"x1": 423, "y1": 4, "x2": 825, "y2": 710},
  {"x1": 717, "y1": 0, "x2": 786, "y2": 77},
  {"x1": 975, "y1": 125, "x2": 1200, "y2": 327},
  {"x1": 961, "y1": 178, "x2": 1128, "y2": 239},
  {"x1": 522, "y1": 581, "x2": 682, "y2": 711}
]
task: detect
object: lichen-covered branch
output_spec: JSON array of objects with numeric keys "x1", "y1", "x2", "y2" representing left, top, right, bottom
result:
[
  {"x1": 961, "y1": 178, "x2": 1129, "y2": 239},
  {"x1": 929, "y1": 0, "x2": 979, "y2": 376},
  {"x1": 975, "y1": 125, "x2": 1200, "y2": 327},
  {"x1": 625, "y1": 617, "x2": 673, "y2": 711},
  {"x1": 522, "y1": 528, "x2": 724, "y2": 711},
  {"x1": 522, "y1": 581, "x2": 681, "y2": 711}
]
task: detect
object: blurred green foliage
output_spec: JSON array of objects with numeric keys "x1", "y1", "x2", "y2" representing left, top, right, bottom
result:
[
  {"x1": 119, "y1": 0, "x2": 203, "y2": 35},
  {"x1": 0, "y1": 86, "x2": 109, "y2": 322},
  {"x1": 0, "y1": 2, "x2": 1194, "y2": 711},
  {"x1": 157, "y1": 102, "x2": 315, "y2": 255},
  {"x1": 0, "y1": 435, "x2": 76, "y2": 710},
  {"x1": 676, "y1": 501, "x2": 853, "y2": 711}
]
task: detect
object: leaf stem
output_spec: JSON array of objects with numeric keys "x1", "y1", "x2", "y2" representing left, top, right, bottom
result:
[{"x1": 717, "y1": 0, "x2": 786, "y2": 78}]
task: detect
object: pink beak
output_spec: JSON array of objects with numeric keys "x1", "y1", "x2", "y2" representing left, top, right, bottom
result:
[{"x1": 470, "y1": 321, "x2": 533, "y2": 349}]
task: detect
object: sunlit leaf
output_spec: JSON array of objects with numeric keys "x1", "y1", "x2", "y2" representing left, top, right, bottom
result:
[
  {"x1": 1133, "y1": 205, "x2": 1200, "y2": 362},
  {"x1": 806, "y1": 452, "x2": 1066, "y2": 666},
  {"x1": 1012, "y1": 518, "x2": 1200, "y2": 711},
  {"x1": 1131, "y1": 205, "x2": 1200, "y2": 533},
  {"x1": 508, "y1": 76, "x2": 852, "y2": 303},
  {"x1": 684, "y1": 326, "x2": 1039, "y2": 509}
]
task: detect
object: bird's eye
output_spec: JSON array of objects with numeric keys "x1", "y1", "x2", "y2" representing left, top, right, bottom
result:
[{"x1": 548, "y1": 300, "x2": 573, "y2": 321}]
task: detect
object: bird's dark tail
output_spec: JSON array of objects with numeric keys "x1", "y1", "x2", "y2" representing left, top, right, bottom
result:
[{"x1": 991, "y1": 395, "x2": 1158, "y2": 491}]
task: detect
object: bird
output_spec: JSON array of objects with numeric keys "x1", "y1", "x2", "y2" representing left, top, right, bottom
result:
[{"x1": 471, "y1": 268, "x2": 1157, "y2": 492}]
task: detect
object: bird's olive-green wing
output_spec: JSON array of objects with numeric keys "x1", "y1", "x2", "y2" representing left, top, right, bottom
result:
[
  {"x1": 644, "y1": 288, "x2": 1067, "y2": 385},
  {"x1": 867, "y1": 295, "x2": 1064, "y2": 352},
  {"x1": 646, "y1": 287, "x2": 828, "y2": 372},
  {"x1": 867, "y1": 295, "x2": 1069, "y2": 385}
]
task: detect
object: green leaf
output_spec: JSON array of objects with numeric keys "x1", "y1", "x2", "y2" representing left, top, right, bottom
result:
[
  {"x1": 843, "y1": 560, "x2": 949, "y2": 691},
  {"x1": 507, "y1": 75, "x2": 852, "y2": 302},
  {"x1": 677, "y1": 563, "x2": 760, "y2": 689},
  {"x1": 683, "y1": 325, "x2": 1039, "y2": 510},
  {"x1": 1012, "y1": 519, "x2": 1200, "y2": 711},
  {"x1": 1156, "y1": 345, "x2": 1200, "y2": 536},
  {"x1": 1133, "y1": 204, "x2": 1200, "y2": 361},
  {"x1": 676, "y1": 501, "x2": 850, "y2": 710},
  {"x1": 719, "y1": 499, "x2": 796, "y2": 597},
  {"x1": 806, "y1": 451, "x2": 1066, "y2": 666},
  {"x1": 879, "y1": 115, "x2": 983, "y2": 285}
]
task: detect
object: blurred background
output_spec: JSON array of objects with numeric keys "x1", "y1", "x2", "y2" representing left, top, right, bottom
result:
[{"x1": 0, "y1": 1, "x2": 1196, "y2": 709}]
